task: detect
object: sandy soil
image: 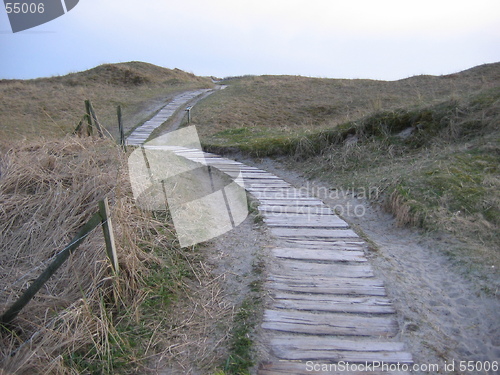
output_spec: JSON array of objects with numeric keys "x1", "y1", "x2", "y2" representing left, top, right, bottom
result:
[{"x1": 237, "y1": 156, "x2": 500, "y2": 375}]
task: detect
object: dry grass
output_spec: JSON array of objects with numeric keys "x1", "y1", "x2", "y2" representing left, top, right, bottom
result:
[
  {"x1": 0, "y1": 62, "x2": 213, "y2": 147},
  {"x1": 0, "y1": 136, "x2": 232, "y2": 374},
  {"x1": 193, "y1": 63, "x2": 499, "y2": 148}
]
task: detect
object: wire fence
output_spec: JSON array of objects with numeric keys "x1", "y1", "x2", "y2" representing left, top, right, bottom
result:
[{"x1": 0, "y1": 197, "x2": 118, "y2": 328}]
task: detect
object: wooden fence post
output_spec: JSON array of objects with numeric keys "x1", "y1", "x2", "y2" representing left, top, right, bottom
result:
[
  {"x1": 84, "y1": 100, "x2": 94, "y2": 136},
  {"x1": 84, "y1": 100, "x2": 104, "y2": 138},
  {"x1": 117, "y1": 105, "x2": 126, "y2": 152},
  {"x1": 99, "y1": 198, "x2": 119, "y2": 274}
]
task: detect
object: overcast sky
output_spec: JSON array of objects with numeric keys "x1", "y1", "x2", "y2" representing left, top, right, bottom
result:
[{"x1": 1, "y1": 0, "x2": 499, "y2": 80}]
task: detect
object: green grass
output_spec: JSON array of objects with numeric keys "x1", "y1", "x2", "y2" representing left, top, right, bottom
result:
[{"x1": 223, "y1": 289, "x2": 262, "y2": 375}]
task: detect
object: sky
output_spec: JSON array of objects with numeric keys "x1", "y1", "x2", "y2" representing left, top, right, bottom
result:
[{"x1": 0, "y1": 0, "x2": 499, "y2": 81}]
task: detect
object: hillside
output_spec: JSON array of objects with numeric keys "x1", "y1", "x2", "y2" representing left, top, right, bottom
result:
[
  {"x1": 0, "y1": 62, "x2": 213, "y2": 147},
  {"x1": 193, "y1": 62, "x2": 499, "y2": 148},
  {"x1": 192, "y1": 62, "x2": 500, "y2": 291}
]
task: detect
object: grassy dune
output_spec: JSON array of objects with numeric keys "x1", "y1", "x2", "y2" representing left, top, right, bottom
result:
[
  {"x1": 193, "y1": 63, "x2": 498, "y2": 150},
  {"x1": 193, "y1": 63, "x2": 500, "y2": 290},
  {"x1": 0, "y1": 62, "x2": 212, "y2": 147}
]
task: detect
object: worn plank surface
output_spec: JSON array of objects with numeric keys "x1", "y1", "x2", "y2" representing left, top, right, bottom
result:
[
  {"x1": 279, "y1": 239, "x2": 366, "y2": 250},
  {"x1": 269, "y1": 335, "x2": 413, "y2": 362},
  {"x1": 260, "y1": 206, "x2": 334, "y2": 215},
  {"x1": 257, "y1": 199, "x2": 326, "y2": 206},
  {"x1": 270, "y1": 259, "x2": 374, "y2": 278},
  {"x1": 264, "y1": 216, "x2": 349, "y2": 228},
  {"x1": 271, "y1": 247, "x2": 366, "y2": 262},
  {"x1": 263, "y1": 309, "x2": 398, "y2": 336},
  {"x1": 271, "y1": 292, "x2": 395, "y2": 314},
  {"x1": 268, "y1": 275, "x2": 386, "y2": 296}
]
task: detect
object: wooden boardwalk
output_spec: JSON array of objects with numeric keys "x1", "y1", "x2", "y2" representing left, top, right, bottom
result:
[
  {"x1": 169, "y1": 148, "x2": 413, "y2": 375},
  {"x1": 128, "y1": 95, "x2": 413, "y2": 373},
  {"x1": 125, "y1": 89, "x2": 212, "y2": 146}
]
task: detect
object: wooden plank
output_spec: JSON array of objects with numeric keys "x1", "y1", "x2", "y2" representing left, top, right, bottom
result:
[
  {"x1": 270, "y1": 336, "x2": 413, "y2": 363},
  {"x1": 251, "y1": 187, "x2": 303, "y2": 192},
  {"x1": 264, "y1": 213, "x2": 347, "y2": 223},
  {"x1": 272, "y1": 350, "x2": 413, "y2": 365},
  {"x1": 192, "y1": 159, "x2": 242, "y2": 165},
  {"x1": 247, "y1": 182, "x2": 291, "y2": 187},
  {"x1": 258, "y1": 361, "x2": 411, "y2": 375},
  {"x1": 280, "y1": 239, "x2": 366, "y2": 250},
  {"x1": 271, "y1": 292, "x2": 395, "y2": 314},
  {"x1": 265, "y1": 221, "x2": 349, "y2": 229},
  {"x1": 240, "y1": 174, "x2": 282, "y2": 179},
  {"x1": 271, "y1": 248, "x2": 366, "y2": 262},
  {"x1": 270, "y1": 228, "x2": 358, "y2": 238},
  {"x1": 258, "y1": 196, "x2": 322, "y2": 202},
  {"x1": 261, "y1": 206, "x2": 334, "y2": 215},
  {"x1": 251, "y1": 191, "x2": 310, "y2": 198},
  {"x1": 270, "y1": 335, "x2": 406, "y2": 353},
  {"x1": 271, "y1": 259, "x2": 374, "y2": 278},
  {"x1": 262, "y1": 310, "x2": 398, "y2": 337},
  {"x1": 258, "y1": 199, "x2": 325, "y2": 206},
  {"x1": 267, "y1": 275, "x2": 386, "y2": 295}
]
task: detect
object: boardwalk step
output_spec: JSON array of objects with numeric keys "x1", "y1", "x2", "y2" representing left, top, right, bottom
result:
[
  {"x1": 264, "y1": 215, "x2": 349, "y2": 228},
  {"x1": 271, "y1": 247, "x2": 366, "y2": 262},
  {"x1": 267, "y1": 275, "x2": 387, "y2": 295},
  {"x1": 270, "y1": 227, "x2": 359, "y2": 238},
  {"x1": 270, "y1": 260, "x2": 374, "y2": 278},
  {"x1": 261, "y1": 206, "x2": 334, "y2": 215},
  {"x1": 271, "y1": 292, "x2": 396, "y2": 314},
  {"x1": 270, "y1": 335, "x2": 413, "y2": 363},
  {"x1": 263, "y1": 309, "x2": 398, "y2": 336},
  {"x1": 270, "y1": 259, "x2": 374, "y2": 284},
  {"x1": 257, "y1": 199, "x2": 326, "y2": 206},
  {"x1": 279, "y1": 239, "x2": 366, "y2": 250}
]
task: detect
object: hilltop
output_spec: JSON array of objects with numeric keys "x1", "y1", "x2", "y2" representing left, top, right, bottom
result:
[
  {"x1": 0, "y1": 62, "x2": 213, "y2": 146},
  {"x1": 194, "y1": 62, "x2": 500, "y2": 146}
]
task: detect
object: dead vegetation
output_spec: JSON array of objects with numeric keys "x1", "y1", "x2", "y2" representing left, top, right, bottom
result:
[{"x1": 0, "y1": 137, "x2": 233, "y2": 374}]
